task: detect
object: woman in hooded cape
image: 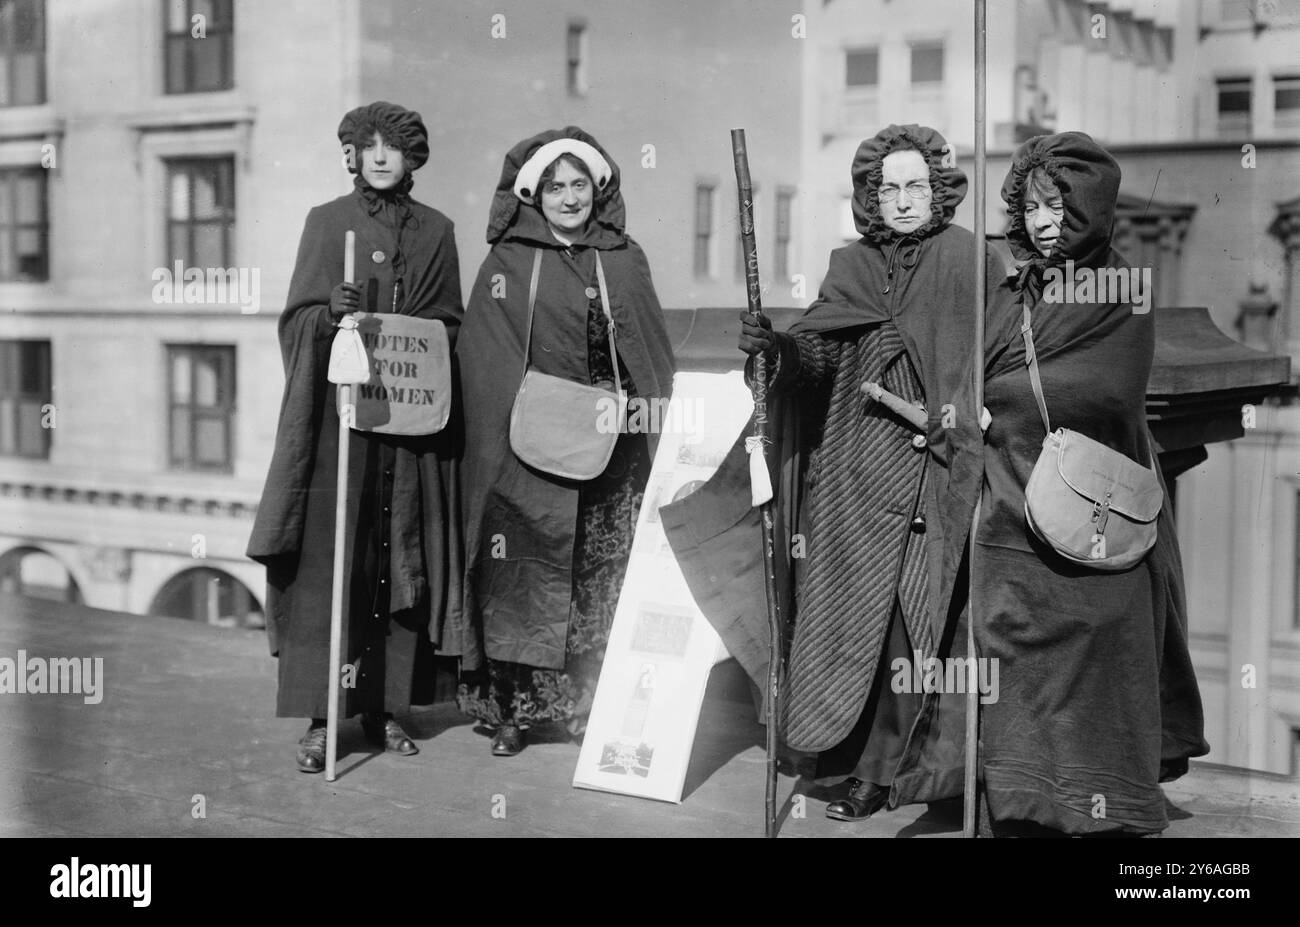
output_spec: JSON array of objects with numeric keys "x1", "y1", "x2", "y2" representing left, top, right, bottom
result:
[
  {"x1": 663, "y1": 124, "x2": 999, "y2": 817},
  {"x1": 975, "y1": 131, "x2": 1209, "y2": 835},
  {"x1": 455, "y1": 127, "x2": 676, "y2": 754},
  {"x1": 246, "y1": 102, "x2": 471, "y2": 771}
]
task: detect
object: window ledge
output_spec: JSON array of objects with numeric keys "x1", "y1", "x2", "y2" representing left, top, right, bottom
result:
[
  {"x1": 126, "y1": 101, "x2": 256, "y2": 172},
  {"x1": 122, "y1": 97, "x2": 256, "y2": 133},
  {"x1": 0, "y1": 460, "x2": 262, "y2": 516},
  {"x1": 0, "y1": 105, "x2": 64, "y2": 142},
  {"x1": 0, "y1": 281, "x2": 52, "y2": 296}
]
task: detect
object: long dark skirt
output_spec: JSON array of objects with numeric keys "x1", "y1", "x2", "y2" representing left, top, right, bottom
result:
[
  {"x1": 973, "y1": 541, "x2": 1166, "y2": 835},
  {"x1": 458, "y1": 432, "x2": 651, "y2": 732},
  {"x1": 276, "y1": 433, "x2": 419, "y2": 719}
]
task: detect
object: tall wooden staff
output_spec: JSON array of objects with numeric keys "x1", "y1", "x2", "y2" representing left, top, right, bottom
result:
[
  {"x1": 325, "y1": 229, "x2": 357, "y2": 782},
  {"x1": 965, "y1": 0, "x2": 988, "y2": 837},
  {"x1": 731, "y1": 129, "x2": 784, "y2": 839}
]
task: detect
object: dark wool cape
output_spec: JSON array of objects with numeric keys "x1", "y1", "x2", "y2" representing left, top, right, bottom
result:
[
  {"x1": 457, "y1": 128, "x2": 677, "y2": 670},
  {"x1": 976, "y1": 132, "x2": 1208, "y2": 834},
  {"x1": 246, "y1": 184, "x2": 477, "y2": 714},
  {"x1": 662, "y1": 125, "x2": 997, "y2": 803}
]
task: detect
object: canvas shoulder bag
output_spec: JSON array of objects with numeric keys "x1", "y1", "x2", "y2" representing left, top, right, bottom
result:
[
  {"x1": 508, "y1": 248, "x2": 627, "y2": 480},
  {"x1": 1020, "y1": 303, "x2": 1162, "y2": 570}
]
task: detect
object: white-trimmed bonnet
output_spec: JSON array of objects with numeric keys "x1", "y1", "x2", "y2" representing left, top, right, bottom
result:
[{"x1": 513, "y1": 138, "x2": 612, "y2": 204}]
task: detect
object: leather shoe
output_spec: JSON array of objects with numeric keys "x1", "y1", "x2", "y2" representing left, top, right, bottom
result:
[
  {"x1": 825, "y1": 777, "x2": 888, "y2": 822},
  {"x1": 491, "y1": 724, "x2": 525, "y2": 757},
  {"x1": 361, "y1": 713, "x2": 419, "y2": 756},
  {"x1": 296, "y1": 721, "x2": 327, "y2": 774}
]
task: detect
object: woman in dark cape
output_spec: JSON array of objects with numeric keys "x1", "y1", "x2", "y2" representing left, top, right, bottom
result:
[
  {"x1": 663, "y1": 125, "x2": 997, "y2": 820},
  {"x1": 975, "y1": 131, "x2": 1209, "y2": 834},
  {"x1": 455, "y1": 127, "x2": 676, "y2": 755},
  {"x1": 246, "y1": 102, "x2": 473, "y2": 773}
]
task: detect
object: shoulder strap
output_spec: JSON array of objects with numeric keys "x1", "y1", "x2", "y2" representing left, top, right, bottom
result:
[
  {"x1": 521, "y1": 248, "x2": 543, "y2": 379},
  {"x1": 594, "y1": 252, "x2": 622, "y2": 398},
  {"x1": 1021, "y1": 302, "x2": 1162, "y2": 472},
  {"x1": 1020, "y1": 302, "x2": 1052, "y2": 435},
  {"x1": 519, "y1": 249, "x2": 622, "y2": 398}
]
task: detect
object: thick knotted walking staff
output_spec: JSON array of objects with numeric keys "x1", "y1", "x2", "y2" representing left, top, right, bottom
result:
[
  {"x1": 325, "y1": 230, "x2": 359, "y2": 781},
  {"x1": 731, "y1": 128, "x2": 783, "y2": 839},
  {"x1": 964, "y1": 0, "x2": 988, "y2": 838}
]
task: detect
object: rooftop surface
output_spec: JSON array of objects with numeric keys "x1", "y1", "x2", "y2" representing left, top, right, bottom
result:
[{"x1": 1, "y1": 593, "x2": 1296, "y2": 838}]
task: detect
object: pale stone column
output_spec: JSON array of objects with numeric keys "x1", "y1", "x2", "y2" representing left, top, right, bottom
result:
[
  {"x1": 1224, "y1": 431, "x2": 1278, "y2": 771},
  {"x1": 1156, "y1": 214, "x2": 1189, "y2": 307},
  {"x1": 75, "y1": 545, "x2": 133, "y2": 613}
]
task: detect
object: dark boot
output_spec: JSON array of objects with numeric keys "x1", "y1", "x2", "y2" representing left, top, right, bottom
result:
[
  {"x1": 361, "y1": 712, "x2": 418, "y2": 756},
  {"x1": 296, "y1": 719, "x2": 327, "y2": 774},
  {"x1": 825, "y1": 777, "x2": 888, "y2": 822},
  {"x1": 490, "y1": 724, "x2": 525, "y2": 757}
]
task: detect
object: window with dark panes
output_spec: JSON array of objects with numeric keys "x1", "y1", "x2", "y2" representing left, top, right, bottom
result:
[
  {"x1": 1274, "y1": 75, "x2": 1300, "y2": 119},
  {"x1": 910, "y1": 41, "x2": 944, "y2": 85},
  {"x1": 168, "y1": 345, "x2": 235, "y2": 472},
  {"x1": 0, "y1": 340, "x2": 51, "y2": 459},
  {"x1": 845, "y1": 47, "x2": 878, "y2": 88},
  {"x1": 164, "y1": 0, "x2": 233, "y2": 94},
  {"x1": 166, "y1": 157, "x2": 234, "y2": 268},
  {"x1": 1217, "y1": 77, "x2": 1253, "y2": 116},
  {"x1": 694, "y1": 182, "x2": 715, "y2": 278},
  {"x1": 0, "y1": 168, "x2": 48, "y2": 281},
  {"x1": 566, "y1": 21, "x2": 588, "y2": 97},
  {"x1": 0, "y1": 0, "x2": 45, "y2": 107}
]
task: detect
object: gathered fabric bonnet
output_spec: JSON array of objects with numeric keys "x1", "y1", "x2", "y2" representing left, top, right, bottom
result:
[
  {"x1": 337, "y1": 101, "x2": 430, "y2": 174},
  {"x1": 850, "y1": 123, "x2": 968, "y2": 244},
  {"x1": 486, "y1": 126, "x2": 626, "y2": 249},
  {"x1": 1001, "y1": 131, "x2": 1120, "y2": 273},
  {"x1": 513, "y1": 138, "x2": 612, "y2": 204},
  {"x1": 336, "y1": 100, "x2": 431, "y2": 275},
  {"x1": 337, "y1": 101, "x2": 429, "y2": 227}
]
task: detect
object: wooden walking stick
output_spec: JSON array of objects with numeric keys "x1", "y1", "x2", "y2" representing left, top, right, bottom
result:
[
  {"x1": 965, "y1": 0, "x2": 988, "y2": 837},
  {"x1": 731, "y1": 129, "x2": 784, "y2": 839},
  {"x1": 325, "y1": 229, "x2": 359, "y2": 782}
]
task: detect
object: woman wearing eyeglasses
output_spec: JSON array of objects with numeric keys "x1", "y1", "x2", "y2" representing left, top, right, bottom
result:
[{"x1": 726, "y1": 124, "x2": 998, "y2": 821}]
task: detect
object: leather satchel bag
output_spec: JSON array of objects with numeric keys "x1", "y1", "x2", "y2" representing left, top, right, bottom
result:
[
  {"x1": 1019, "y1": 304, "x2": 1162, "y2": 570},
  {"x1": 509, "y1": 249, "x2": 627, "y2": 480}
]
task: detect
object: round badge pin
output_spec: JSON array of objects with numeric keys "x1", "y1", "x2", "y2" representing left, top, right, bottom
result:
[{"x1": 372, "y1": 250, "x2": 386, "y2": 264}]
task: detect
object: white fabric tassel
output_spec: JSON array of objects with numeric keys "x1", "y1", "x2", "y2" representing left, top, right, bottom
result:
[
  {"x1": 746, "y1": 435, "x2": 773, "y2": 507},
  {"x1": 328, "y1": 315, "x2": 371, "y2": 385}
]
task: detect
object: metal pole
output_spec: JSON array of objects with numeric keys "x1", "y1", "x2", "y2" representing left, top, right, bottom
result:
[
  {"x1": 325, "y1": 230, "x2": 356, "y2": 782},
  {"x1": 964, "y1": 0, "x2": 987, "y2": 838}
]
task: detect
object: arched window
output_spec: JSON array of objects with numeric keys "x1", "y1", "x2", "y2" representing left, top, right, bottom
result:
[
  {"x1": 149, "y1": 567, "x2": 263, "y2": 629},
  {"x1": 0, "y1": 546, "x2": 81, "y2": 603}
]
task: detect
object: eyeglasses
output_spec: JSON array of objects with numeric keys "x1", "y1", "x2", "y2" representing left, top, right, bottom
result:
[{"x1": 878, "y1": 182, "x2": 932, "y2": 203}]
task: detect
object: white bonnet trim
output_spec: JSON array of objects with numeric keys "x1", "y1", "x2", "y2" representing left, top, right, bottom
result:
[{"x1": 514, "y1": 138, "x2": 612, "y2": 204}]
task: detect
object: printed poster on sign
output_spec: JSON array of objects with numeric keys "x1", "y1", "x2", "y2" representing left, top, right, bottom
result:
[{"x1": 573, "y1": 370, "x2": 755, "y2": 803}]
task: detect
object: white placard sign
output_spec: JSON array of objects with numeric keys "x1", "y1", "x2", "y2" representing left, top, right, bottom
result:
[{"x1": 573, "y1": 370, "x2": 755, "y2": 803}]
